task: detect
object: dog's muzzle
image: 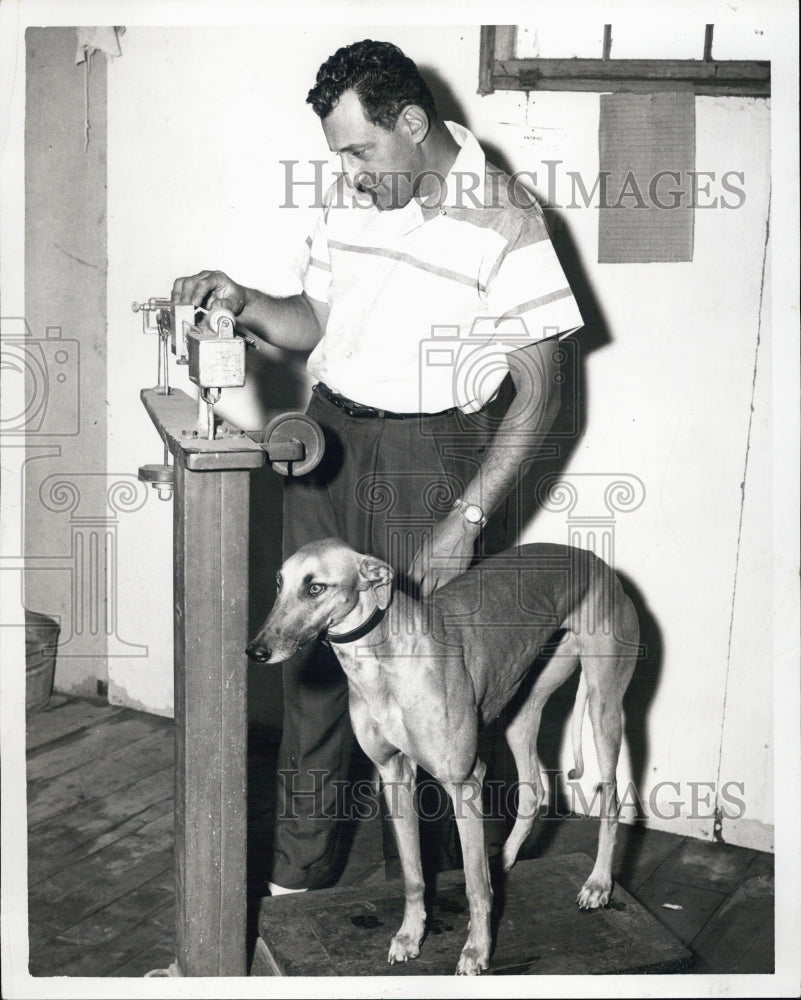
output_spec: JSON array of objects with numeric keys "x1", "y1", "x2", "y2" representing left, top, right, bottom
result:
[{"x1": 246, "y1": 642, "x2": 271, "y2": 663}]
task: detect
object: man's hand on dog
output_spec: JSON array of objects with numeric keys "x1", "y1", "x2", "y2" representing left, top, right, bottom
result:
[{"x1": 409, "y1": 512, "x2": 481, "y2": 598}]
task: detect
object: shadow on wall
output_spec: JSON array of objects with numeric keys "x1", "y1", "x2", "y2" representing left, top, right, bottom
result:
[
  {"x1": 421, "y1": 65, "x2": 611, "y2": 543},
  {"x1": 479, "y1": 571, "x2": 662, "y2": 873},
  {"x1": 245, "y1": 341, "x2": 312, "y2": 416},
  {"x1": 247, "y1": 345, "x2": 312, "y2": 728},
  {"x1": 248, "y1": 466, "x2": 285, "y2": 728},
  {"x1": 617, "y1": 571, "x2": 664, "y2": 883},
  {"x1": 422, "y1": 62, "x2": 611, "y2": 343}
]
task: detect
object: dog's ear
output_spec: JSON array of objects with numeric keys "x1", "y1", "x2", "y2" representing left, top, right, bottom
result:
[{"x1": 358, "y1": 555, "x2": 394, "y2": 610}]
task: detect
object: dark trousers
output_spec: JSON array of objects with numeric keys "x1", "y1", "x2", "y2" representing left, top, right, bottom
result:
[{"x1": 269, "y1": 388, "x2": 497, "y2": 890}]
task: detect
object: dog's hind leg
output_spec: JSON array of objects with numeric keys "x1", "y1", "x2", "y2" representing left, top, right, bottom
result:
[
  {"x1": 575, "y1": 583, "x2": 639, "y2": 909},
  {"x1": 378, "y1": 752, "x2": 427, "y2": 964},
  {"x1": 575, "y1": 670, "x2": 627, "y2": 908},
  {"x1": 501, "y1": 632, "x2": 580, "y2": 872}
]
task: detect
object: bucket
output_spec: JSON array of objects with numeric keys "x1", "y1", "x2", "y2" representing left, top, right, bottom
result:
[{"x1": 25, "y1": 610, "x2": 60, "y2": 715}]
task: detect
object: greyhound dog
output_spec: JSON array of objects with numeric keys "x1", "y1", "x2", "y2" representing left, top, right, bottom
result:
[{"x1": 247, "y1": 538, "x2": 639, "y2": 975}]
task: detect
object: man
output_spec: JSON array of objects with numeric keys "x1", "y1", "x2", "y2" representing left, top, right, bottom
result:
[{"x1": 172, "y1": 39, "x2": 583, "y2": 895}]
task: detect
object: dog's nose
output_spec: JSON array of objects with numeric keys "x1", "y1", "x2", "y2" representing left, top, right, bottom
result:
[{"x1": 246, "y1": 643, "x2": 271, "y2": 663}]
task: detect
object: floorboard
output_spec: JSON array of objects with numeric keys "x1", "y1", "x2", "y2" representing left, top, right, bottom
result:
[
  {"x1": 27, "y1": 712, "x2": 166, "y2": 779},
  {"x1": 690, "y1": 867, "x2": 775, "y2": 974},
  {"x1": 28, "y1": 794, "x2": 174, "y2": 886},
  {"x1": 26, "y1": 726, "x2": 173, "y2": 826},
  {"x1": 651, "y1": 836, "x2": 758, "y2": 892},
  {"x1": 25, "y1": 698, "x2": 128, "y2": 752},
  {"x1": 633, "y1": 877, "x2": 729, "y2": 946}
]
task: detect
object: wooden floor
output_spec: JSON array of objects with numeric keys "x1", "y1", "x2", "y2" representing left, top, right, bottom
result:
[{"x1": 26, "y1": 696, "x2": 774, "y2": 978}]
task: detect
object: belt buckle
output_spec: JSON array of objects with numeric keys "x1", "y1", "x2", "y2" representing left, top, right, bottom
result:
[{"x1": 346, "y1": 400, "x2": 368, "y2": 418}]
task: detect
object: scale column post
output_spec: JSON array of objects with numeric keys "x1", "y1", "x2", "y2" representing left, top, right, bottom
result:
[{"x1": 172, "y1": 457, "x2": 249, "y2": 976}]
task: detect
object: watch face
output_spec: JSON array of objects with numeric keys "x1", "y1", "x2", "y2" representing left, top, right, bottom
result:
[{"x1": 464, "y1": 504, "x2": 483, "y2": 523}]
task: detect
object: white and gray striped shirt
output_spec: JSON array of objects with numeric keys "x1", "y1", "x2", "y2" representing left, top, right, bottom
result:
[{"x1": 302, "y1": 122, "x2": 583, "y2": 414}]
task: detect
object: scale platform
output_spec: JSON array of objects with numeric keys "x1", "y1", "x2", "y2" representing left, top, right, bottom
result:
[{"x1": 251, "y1": 852, "x2": 693, "y2": 977}]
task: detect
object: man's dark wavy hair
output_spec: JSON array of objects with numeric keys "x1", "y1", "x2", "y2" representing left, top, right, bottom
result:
[{"x1": 307, "y1": 39, "x2": 438, "y2": 130}]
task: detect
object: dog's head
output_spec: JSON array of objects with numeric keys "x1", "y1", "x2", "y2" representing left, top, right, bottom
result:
[{"x1": 246, "y1": 538, "x2": 393, "y2": 663}]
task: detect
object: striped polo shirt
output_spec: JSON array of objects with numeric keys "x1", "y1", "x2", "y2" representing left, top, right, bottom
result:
[{"x1": 301, "y1": 122, "x2": 583, "y2": 414}]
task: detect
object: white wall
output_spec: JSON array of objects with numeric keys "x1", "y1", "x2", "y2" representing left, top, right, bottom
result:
[
  {"x1": 23, "y1": 28, "x2": 111, "y2": 700},
  {"x1": 107, "y1": 20, "x2": 776, "y2": 846},
  {"x1": 527, "y1": 91, "x2": 772, "y2": 848},
  {"x1": 107, "y1": 26, "x2": 332, "y2": 714}
]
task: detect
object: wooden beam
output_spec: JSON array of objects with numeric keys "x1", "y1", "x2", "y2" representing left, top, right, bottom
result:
[
  {"x1": 141, "y1": 387, "x2": 258, "y2": 977},
  {"x1": 478, "y1": 25, "x2": 496, "y2": 95},
  {"x1": 173, "y1": 458, "x2": 249, "y2": 976},
  {"x1": 508, "y1": 56, "x2": 770, "y2": 81},
  {"x1": 602, "y1": 25, "x2": 613, "y2": 61},
  {"x1": 494, "y1": 25, "x2": 517, "y2": 60},
  {"x1": 703, "y1": 24, "x2": 715, "y2": 62},
  {"x1": 493, "y1": 57, "x2": 770, "y2": 96},
  {"x1": 479, "y1": 25, "x2": 517, "y2": 95}
]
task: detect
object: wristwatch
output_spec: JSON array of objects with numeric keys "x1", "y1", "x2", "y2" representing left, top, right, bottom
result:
[{"x1": 453, "y1": 497, "x2": 487, "y2": 528}]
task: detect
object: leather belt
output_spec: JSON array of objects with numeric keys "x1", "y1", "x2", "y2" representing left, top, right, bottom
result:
[{"x1": 313, "y1": 382, "x2": 458, "y2": 421}]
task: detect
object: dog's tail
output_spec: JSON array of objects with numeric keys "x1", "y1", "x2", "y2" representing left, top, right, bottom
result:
[{"x1": 567, "y1": 669, "x2": 588, "y2": 780}]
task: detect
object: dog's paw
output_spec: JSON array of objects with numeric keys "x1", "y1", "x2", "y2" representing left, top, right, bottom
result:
[
  {"x1": 576, "y1": 878, "x2": 611, "y2": 909},
  {"x1": 455, "y1": 944, "x2": 489, "y2": 976},
  {"x1": 387, "y1": 933, "x2": 421, "y2": 965}
]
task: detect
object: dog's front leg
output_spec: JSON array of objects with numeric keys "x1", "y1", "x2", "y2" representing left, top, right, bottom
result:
[
  {"x1": 445, "y1": 759, "x2": 492, "y2": 975},
  {"x1": 378, "y1": 753, "x2": 426, "y2": 965}
]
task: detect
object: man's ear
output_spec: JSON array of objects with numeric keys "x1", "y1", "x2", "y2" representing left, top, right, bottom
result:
[
  {"x1": 358, "y1": 555, "x2": 394, "y2": 610},
  {"x1": 399, "y1": 104, "x2": 429, "y2": 145}
]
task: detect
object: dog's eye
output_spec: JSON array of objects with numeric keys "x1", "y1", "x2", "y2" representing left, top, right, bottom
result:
[
  {"x1": 276, "y1": 573, "x2": 282, "y2": 593},
  {"x1": 308, "y1": 582, "x2": 326, "y2": 597}
]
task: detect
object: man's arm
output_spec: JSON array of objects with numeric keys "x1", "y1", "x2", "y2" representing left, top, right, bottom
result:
[
  {"x1": 409, "y1": 337, "x2": 563, "y2": 597},
  {"x1": 171, "y1": 269, "x2": 328, "y2": 351}
]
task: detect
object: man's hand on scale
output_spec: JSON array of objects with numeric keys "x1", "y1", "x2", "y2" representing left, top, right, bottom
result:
[{"x1": 171, "y1": 269, "x2": 247, "y2": 319}]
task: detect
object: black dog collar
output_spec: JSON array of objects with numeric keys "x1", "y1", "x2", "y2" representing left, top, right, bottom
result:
[{"x1": 325, "y1": 606, "x2": 387, "y2": 645}]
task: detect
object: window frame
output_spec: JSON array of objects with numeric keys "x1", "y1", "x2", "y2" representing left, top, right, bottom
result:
[{"x1": 478, "y1": 25, "x2": 770, "y2": 97}]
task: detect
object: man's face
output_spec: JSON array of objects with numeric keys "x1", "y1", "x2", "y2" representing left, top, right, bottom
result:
[{"x1": 322, "y1": 89, "x2": 420, "y2": 210}]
